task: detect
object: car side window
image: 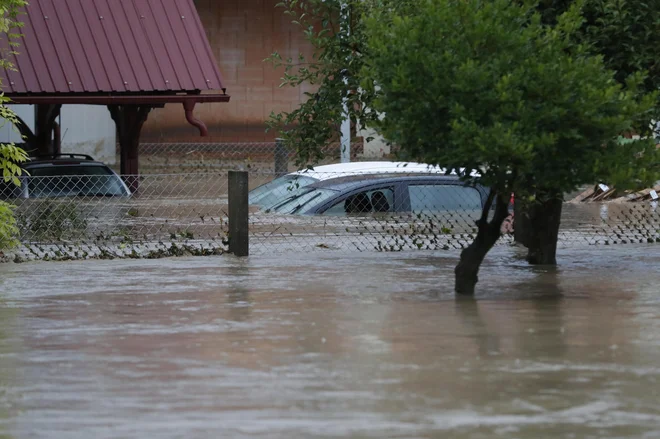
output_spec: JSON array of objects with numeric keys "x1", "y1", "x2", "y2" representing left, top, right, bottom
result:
[
  {"x1": 408, "y1": 184, "x2": 482, "y2": 212},
  {"x1": 323, "y1": 188, "x2": 395, "y2": 216}
]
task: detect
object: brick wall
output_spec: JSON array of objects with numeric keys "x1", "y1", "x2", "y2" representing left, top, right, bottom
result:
[{"x1": 141, "y1": 0, "x2": 315, "y2": 143}]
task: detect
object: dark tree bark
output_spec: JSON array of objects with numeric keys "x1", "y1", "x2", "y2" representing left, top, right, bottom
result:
[
  {"x1": 525, "y1": 195, "x2": 563, "y2": 265},
  {"x1": 454, "y1": 190, "x2": 511, "y2": 295},
  {"x1": 513, "y1": 198, "x2": 531, "y2": 247},
  {"x1": 512, "y1": 189, "x2": 563, "y2": 265}
]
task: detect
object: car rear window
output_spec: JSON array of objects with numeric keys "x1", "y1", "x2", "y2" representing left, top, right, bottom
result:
[
  {"x1": 409, "y1": 184, "x2": 482, "y2": 212},
  {"x1": 26, "y1": 165, "x2": 127, "y2": 197}
]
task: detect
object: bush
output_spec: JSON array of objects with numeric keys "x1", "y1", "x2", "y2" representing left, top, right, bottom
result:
[{"x1": 0, "y1": 201, "x2": 19, "y2": 249}]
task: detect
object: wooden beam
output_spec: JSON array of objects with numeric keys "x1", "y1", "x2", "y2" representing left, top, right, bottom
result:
[
  {"x1": 34, "y1": 104, "x2": 61, "y2": 156},
  {"x1": 7, "y1": 94, "x2": 230, "y2": 105},
  {"x1": 108, "y1": 105, "x2": 153, "y2": 193}
]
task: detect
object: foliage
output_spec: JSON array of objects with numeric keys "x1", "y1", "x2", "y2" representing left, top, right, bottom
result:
[
  {"x1": 0, "y1": 142, "x2": 27, "y2": 185},
  {"x1": 269, "y1": 0, "x2": 660, "y2": 169},
  {"x1": 16, "y1": 201, "x2": 88, "y2": 242},
  {"x1": 0, "y1": 0, "x2": 28, "y2": 251},
  {"x1": 0, "y1": 200, "x2": 19, "y2": 249},
  {"x1": 265, "y1": 0, "x2": 412, "y2": 167},
  {"x1": 361, "y1": 0, "x2": 660, "y2": 290},
  {"x1": 363, "y1": 0, "x2": 659, "y2": 200},
  {"x1": 534, "y1": 0, "x2": 660, "y2": 136},
  {"x1": 0, "y1": 0, "x2": 26, "y2": 69},
  {"x1": 580, "y1": 0, "x2": 660, "y2": 136}
]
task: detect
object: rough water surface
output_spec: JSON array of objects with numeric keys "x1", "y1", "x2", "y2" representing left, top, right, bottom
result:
[{"x1": 0, "y1": 244, "x2": 659, "y2": 438}]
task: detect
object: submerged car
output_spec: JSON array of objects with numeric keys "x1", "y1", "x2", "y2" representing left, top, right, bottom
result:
[
  {"x1": 264, "y1": 174, "x2": 490, "y2": 216},
  {"x1": 249, "y1": 161, "x2": 479, "y2": 209},
  {"x1": 0, "y1": 153, "x2": 131, "y2": 199}
]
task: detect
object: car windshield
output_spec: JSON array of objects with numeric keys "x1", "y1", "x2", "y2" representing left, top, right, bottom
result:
[
  {"x1": 268, "y1": 188, "x2": 338, "y2": 214},
  {"x1": 249, "y1": 175, "x2": 318, "y2": 208},
  {"x1": 26, "y1": 165, "x2": 128, "y2": 197}
]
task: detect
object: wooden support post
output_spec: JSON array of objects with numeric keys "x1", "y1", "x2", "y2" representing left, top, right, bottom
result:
[
  {"x1": 274, "y1": 138, "x2": 289, "y2": 177},
  {"x1": 34, "y1": 104, "x2": 61, "y2": 157},
  {"x1": 228, "y1": 170, "x2": 249, "y2": 257},
  {"x1": 108, "y1": 104, "x2": 152, "y2": 193},
  {"x1": 53, "y1": 122, "x2": 61, "y2": 155}
]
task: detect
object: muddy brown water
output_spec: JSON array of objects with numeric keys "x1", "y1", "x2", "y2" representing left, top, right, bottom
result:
[{"x1": 0, "y1": 244, "x2": 659, "y2": 438}]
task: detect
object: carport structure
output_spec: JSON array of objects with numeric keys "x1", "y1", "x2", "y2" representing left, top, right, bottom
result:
[{"x1": 0, "y1": 0, "x2": 230, "y2": 190}]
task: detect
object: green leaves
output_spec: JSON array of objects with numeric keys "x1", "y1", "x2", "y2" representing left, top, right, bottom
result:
[
  {"x1": 0, "y1": 0, "x2": 27, "y2": 71},
  {"x1": 0, "y1": 0, "x2": 29, "y2": 251},
  {"x1": 265, "y1": 0, "x2": 412, "y2": 168},
  {"x1": 364, "y1": 0, "x2": 659, "y2": 196},
  {"x1": 0, "y1": 143, "x2": 28, "y2": 185},
  {"x1": 580, "y1": 0, "x2": 660, "y2": 134},
  {"x1": 0, "y1": 201, "x2": 19, "y2": 250},
  {"x1": 269, "y1": 0, "x2": 659, "y2": 195}
]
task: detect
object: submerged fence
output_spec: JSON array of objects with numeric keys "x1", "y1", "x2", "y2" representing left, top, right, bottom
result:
[{"x1": 2, "y1": 169, "x2": 659, "y2": 262}]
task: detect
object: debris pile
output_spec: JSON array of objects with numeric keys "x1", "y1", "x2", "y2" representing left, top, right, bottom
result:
[{"x1": 569, "y1": 183, "x2": 660, "y2": 203}]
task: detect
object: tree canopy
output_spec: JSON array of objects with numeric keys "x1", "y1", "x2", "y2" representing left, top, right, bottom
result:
[
  {"x1": 363, "y1": 0, "x2": 658, "y2": 198},
  {"x1": 269, "y1": 0, "x2": 660, "y2": 293}
]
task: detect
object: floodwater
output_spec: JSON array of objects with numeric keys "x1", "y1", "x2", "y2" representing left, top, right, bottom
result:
[{"x1": 0, "y1": 245, "x2": 659, "y2": 438}]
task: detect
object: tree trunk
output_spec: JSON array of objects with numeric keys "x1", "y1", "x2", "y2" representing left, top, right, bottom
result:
[
  {"x1": 455, "y1": 191, "x2": 511, "y2": 295},
  {"x1": 525, "y1": 195, "x2": 563, "y2": 265},
  {"x1": 513, "y1": 198, "x2": 531, "y2": 247}
]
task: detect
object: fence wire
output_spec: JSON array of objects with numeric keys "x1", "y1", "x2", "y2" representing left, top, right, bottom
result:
[
  {"x1": 3, "y1": 173, "x2": 231, "y2": 261},
  {"x1": 138, "y1": 142, "x2": 382, "y2": 174},
  {"x1": 2, "y1": 170, "x2": 659, "y2": 262}
]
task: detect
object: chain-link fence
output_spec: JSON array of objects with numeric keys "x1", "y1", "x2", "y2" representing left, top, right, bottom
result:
[
  {"x1": 2, "y1": 169, "x2": 659, "y2": 262},
  {"x1": 2, "y1": 173, "x2": 231, "y2": 261},
  {"x1": 248, "y1": 170, "x2": 660, "y2": 253},
  {"x1": 136, "y1": 142, "x2": 387, "y2": 174}
]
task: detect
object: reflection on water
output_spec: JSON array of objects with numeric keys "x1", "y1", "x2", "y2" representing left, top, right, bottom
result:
[{"x1": 0, "y1": 245, "x2": 659, "y2": 438}]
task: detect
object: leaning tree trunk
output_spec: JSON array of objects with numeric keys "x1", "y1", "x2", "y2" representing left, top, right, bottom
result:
[
  {"x1": 525, "y1": 195, "x2": 563, "y2": 265},
  {"x1": 455, "y1": 191, "x2": 511, "y2": 295}
]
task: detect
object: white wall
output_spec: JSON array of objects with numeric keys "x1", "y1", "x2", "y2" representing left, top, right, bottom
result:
[
  {"x1": 357, "y1": 126, "x2": 390, "y2": 158},
  {"x1": 0, "y1": 104, "x2": 33, "y2": 144},
  {"x1": 59, "y1": 105, "x2": 116, "y2": 164},
  {"x1": 0, "y1": 104, "x2": 116, "y2": 164}
]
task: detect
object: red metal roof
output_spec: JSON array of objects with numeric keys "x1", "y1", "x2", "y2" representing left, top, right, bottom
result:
[{"x1": 0, "y1": 0, "x2": 226, "y2": 96}]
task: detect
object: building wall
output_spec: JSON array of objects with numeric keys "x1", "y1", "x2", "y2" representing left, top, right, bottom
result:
[
  {"x1": 0, "y1": 105, "x2": 116, "y2": 164},
  {"x1": 59, "y1": 105, "x2": 117, "y2": 165},
  {"x1": 0, "y1": 105, "x2": 33, "y2": 145},
  {"x1": 141, "y1": 0, "x2": 316, "y2": 143}
]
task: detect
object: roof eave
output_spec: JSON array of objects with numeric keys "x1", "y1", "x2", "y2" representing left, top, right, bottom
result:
[{"x1": 3, "y1": 93, "x2": 231, "y2": 105}]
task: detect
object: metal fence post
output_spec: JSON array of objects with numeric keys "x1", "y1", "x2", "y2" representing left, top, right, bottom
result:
[
  {"x1": 228, "y1": 170, "x2": 249, "y2": 257},
  {"x1": 274, "y1": 138, "x2": 289, "y2": 177}
]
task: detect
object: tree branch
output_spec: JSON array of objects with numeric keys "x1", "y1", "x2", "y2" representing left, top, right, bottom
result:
[{"x1": 491, "y1": 193, "x2": 511, "y2": 226}]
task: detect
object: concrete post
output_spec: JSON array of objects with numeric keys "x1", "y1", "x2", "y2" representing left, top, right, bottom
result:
[
  {"x1": 228, "y1": 170, "x2": 249, "y2": 257},
  {"x1": 340, "y1": 1, "x2": 351, "y2": 163}
]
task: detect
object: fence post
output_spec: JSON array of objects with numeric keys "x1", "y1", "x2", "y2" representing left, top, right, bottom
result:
[
  {"x1": 274, "y1": 138, "x2": 289, "y2": 177},
  {"x1": 228, "y1": 170, "x2": 249, "y2": 257}
]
